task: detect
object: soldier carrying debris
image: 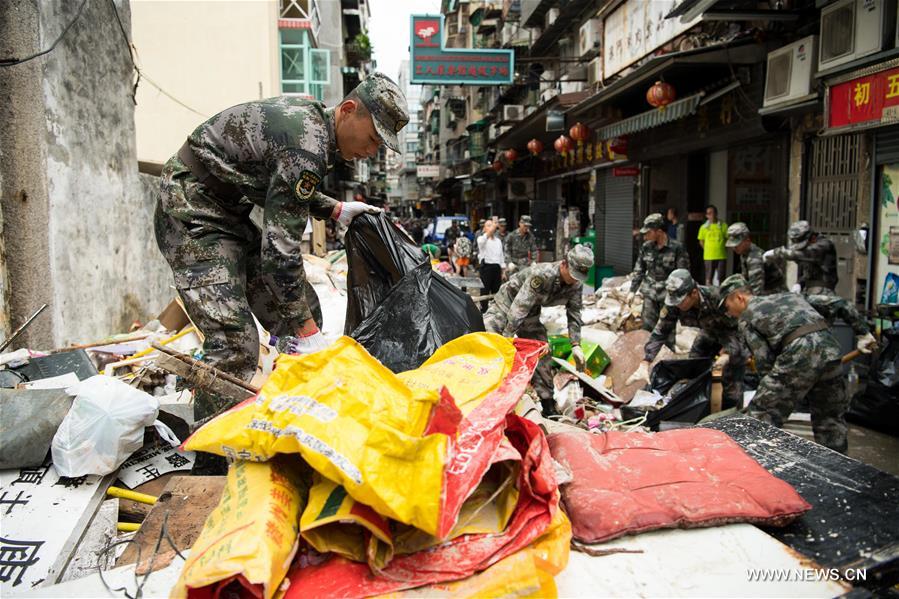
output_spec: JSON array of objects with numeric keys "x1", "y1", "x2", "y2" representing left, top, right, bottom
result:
[
  {"x1": 765, "y1": 220, "x2": 838, "y2": 295},
  {"x1": 155, "y1": 72, "x2": 408, "y2": 393},
  {"x1": 627, "y1": 213, "x2": 690, "y2": 343},
  {"x1": 484, "y1": 245, "x2": 594, "y2": 415},
  {"x1": 719, "y1": 274, "x2": 876, "y2": 453},
  {"x1": 627, "y1": 269, "x2": 748, "y2": 409}
]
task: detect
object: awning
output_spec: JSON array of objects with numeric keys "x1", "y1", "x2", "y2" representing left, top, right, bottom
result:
[{"x1": 597, "y1": 93, "x2": 704, "y2": 139}]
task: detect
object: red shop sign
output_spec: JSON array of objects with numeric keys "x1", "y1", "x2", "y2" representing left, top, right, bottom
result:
[
  {"x1": 827, "y1": 66, "x2": 899, "y2": 131},
  {"x1": 613, "y1": 166, "x2": 640, "y2": 177}
]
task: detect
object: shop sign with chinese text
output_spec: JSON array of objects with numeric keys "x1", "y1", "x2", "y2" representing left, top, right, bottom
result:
[
  {"x1": 410, "y1": 15, "x2": 513, "y2": 85},
  {"x1": 827, "y1": 65, "x2": 899, "y2": 132}
]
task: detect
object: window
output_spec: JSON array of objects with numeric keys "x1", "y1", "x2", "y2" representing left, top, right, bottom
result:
[{"x1": 279, "y1": 29, "x2": 330, "y2": 100}]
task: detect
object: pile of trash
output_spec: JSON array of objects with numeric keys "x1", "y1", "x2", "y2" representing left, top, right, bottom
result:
[{"x1": 174, "y1": 333, "x2": 571, "y2": 598}]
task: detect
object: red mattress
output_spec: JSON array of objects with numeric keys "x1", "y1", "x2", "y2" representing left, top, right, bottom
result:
[{"x1": 548, "y1": 428, "x2": 812, "y2": 543}]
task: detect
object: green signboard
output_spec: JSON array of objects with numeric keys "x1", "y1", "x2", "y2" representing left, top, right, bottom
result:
[{"x1": 410, "y1": 14, "x2": 514, "y2": 86}]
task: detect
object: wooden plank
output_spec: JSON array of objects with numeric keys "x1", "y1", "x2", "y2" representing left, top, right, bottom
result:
[
  {"x1": 703, "y1": 416, "x2": 899, "y2": 590},
  {"x1": 116, "y1": 476, "x2": 225, "y2": 568}
]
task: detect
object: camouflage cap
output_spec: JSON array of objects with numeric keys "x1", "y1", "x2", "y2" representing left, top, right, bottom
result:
[
  {"x1": 664, "y1": 268, "x2": 697, "y2": 306},
  {"x1": 354, "y1": 72, "x2": 409, "y2": 153},
  {"x1": 566, "y1": 244, "x2": 594, "y2": 282},
  {"x1": 726, "y1": 222, "x2": 750, "y2": 248},
  {"x1": 497, "y1": 217, "x2": 507, "y2": 225},
  {"x1": 519, "y1": 215, "x2": 532, "y2": 226},
  {"x1": 788, "y1": 220, "x2": 812, "y2": 250},
  {"x1": 717, "y1": 273, "x2": 750, "y2": 308},
  {"x1": 639, "y1": 213, "x2": 665, "y2": 233}
]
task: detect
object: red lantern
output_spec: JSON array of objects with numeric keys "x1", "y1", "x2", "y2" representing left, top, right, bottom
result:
[
  {"x1": 569, "y1": 122, "x2": 590, "y2": 146},
  {"x1": 492, "y1": 159, "x2": 504, "y2": 172},
  {"x1": 646, "y1": 80, "x2": 677, "y2": 109},
  {"x1": 527, "y1": 138, "x2": 544, "y2": 156},
  {"x1": 504, "y1": 148, "x2": 518, "y2": 162},
  {"x1": 554, "y1": 135, "x2": 572, "y2": 156}
]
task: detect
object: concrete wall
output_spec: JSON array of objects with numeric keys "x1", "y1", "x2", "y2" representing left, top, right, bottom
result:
[
  {"x1": 317, "y1": 0, "x2": 345, "y2": 107},
  {"x1": 131, "y1": 0, "x2": 281, "y2": 164},
  {"x1": 0, "y1": 0, "x2": 173, "y2": 349}
]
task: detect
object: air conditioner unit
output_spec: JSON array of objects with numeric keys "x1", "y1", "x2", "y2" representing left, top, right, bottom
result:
[
  {"x1": 818, "y1": 0, "x2": 896, "y2": 71},
  {"x1": 508, "y1": 178, "x2": 535, "y2": 200},
  {"x1": 560, "y1": 74, "x2": 585, "y2": 94},
  {"x1": 539, "y1": 69, "x2": 555, "y2": 93},
  {"x1": 503, "y1": 104, "x2": 525, "y2": 121},
  {"x1": 546, "y1": 8, "x2": 560, "y2": 28},
  {"x1": 588, "y1": 56, "x2": 602, "y2": 87},
  {"x1": 579, "y1": 18, "x2": 602, "y2": 58},
  {"x1": 764, "y1": 35, "x2": 817, "y2": 108}
]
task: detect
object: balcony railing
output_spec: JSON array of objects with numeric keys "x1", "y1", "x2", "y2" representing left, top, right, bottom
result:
[{"x1": 280, "y1": 0, "x2": 321, "y2": 42}]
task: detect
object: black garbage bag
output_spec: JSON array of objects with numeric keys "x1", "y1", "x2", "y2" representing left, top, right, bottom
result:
[
  {"x1": 620, "y1": 358, "x2": 712, "y2": 431},
  {"x1": 343, "y1": 213, "x2": 484, "y2": 372},
  {"x1": 848, "y1": 328, "x2": 899, "y2": 437}
]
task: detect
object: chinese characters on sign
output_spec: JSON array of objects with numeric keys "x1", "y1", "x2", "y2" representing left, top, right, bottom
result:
[
  {"x1": 0, "y1": 462, "x2": 103, "y2": 592},
  {"x1": 603, "y1": 0, "x2": 699, "y2": 80},
  {"x1": 410, "y1": 14, "x2": 514, "y2": 85},
  {"x1": 827, "y1": 67, "x2": 899, "y2": 130}
]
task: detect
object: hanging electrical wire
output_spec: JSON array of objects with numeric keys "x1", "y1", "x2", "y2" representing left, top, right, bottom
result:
[{"x1": 0, "y1": 0, "x2": 89, "y2": 67}]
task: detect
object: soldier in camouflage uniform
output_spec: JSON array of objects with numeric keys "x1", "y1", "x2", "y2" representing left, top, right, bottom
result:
[
  {"x1": 766, "y1": 220, "x2": 838, "y2": 294},
  {"x1": 628, "y1": 213, "x2": 690, "y2": 344},
  {"x1": 725, "y1": 222, "x2": 787, "y2": 296},
  {"x1": 156, "y1": 73, "x2": 408, "y2": 419},
  {"x1": 504, "y1": 215, "x2": 539, "y2": 272},
  {"x1": 720, "y1": 274, "x2": 875, "y2": 453},
  {"x1": 484, "y1": 245, "x2": 593, "y2": 415},
  {"x1": 497, "y1": 217, "x2": 508, "y2": 242},
  {"x1": 628, "y1": 269, "x2": 747, "y2": 408}
]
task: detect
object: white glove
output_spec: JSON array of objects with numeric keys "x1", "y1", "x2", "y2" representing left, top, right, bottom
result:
[
  {"x1": 790, "y1": 283, "x2": 802, "y2": 294},
  {"x1": 571, "y1": 345, "x2": 586, "y2": 371},
  {"x1": 763, "y1": 249, "x2": 777, "y2": 262},
  {"x1": 713, "y1": 354, "x2": 730, "y2": 370},
  {"x1": 507, "y1": 262, "x2": 517, "y2": 273},
  {"x1": 280, "y1": 321, "x2": 329, "y2": 355},
  {"x1": 626, "y1": 361, "x2": 651, "y2": 386},
  {"x1": 626, "y1": 291, "x2": 636, "y2": 305},
  {"x1": 335, "y1": 201, "x2": 382, "y2": 226},
  {"x1": 856, "y1": 333, "x2": 877, "y2": 354}
]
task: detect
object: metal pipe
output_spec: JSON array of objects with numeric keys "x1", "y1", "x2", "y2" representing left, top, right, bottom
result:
[{"x1": 0, "y1": 304, "x2": 49, "y2": 353}]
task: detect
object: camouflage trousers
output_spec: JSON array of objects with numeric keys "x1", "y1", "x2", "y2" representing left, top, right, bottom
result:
[
  {"x1": 155, "y1": 160, "x2": 321, "y2": 421},
  {"x1": 641, "y1": 288, "x2": 675, "y2": 348},
  {"x1": 690, "y1": 330, "x2": 747, "y2": 409},
  {"x1": 748, "y1": 331, "x2": 848, "y2": 453},
  {"x1": 483, "y1": 307, "x2": 555, "y2": 415}
]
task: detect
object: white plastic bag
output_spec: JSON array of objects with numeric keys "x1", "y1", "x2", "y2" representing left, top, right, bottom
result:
[{"x1": 51, "y1": 375, "x2": 180, "y2": 477}]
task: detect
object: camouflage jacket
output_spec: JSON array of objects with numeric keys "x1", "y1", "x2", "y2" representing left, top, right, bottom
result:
[
  {"x1": 504, "y1": 230, "x2": 538, "y2": 266},
  {"x1": 738, "y1": 292, "x2": 867, "y2": 372},
  {"x1": 741, "y1": 243, "x2": 787, "y2": 295},
  {"x1": 644, "y1": 285, "x2": 738, "y2": 362},
  {"x1": 630, "y1": 238, "x2": 690, "y2": 295},
  {"x1": 163, "y1": 96, "x2": 339, "y2": 315},
  {"x1": 494, "y1": 262, "x2": 583, "y2": 343},
  {"x1": 773, "y1": 236, "x2": 838, "y2": 290}
]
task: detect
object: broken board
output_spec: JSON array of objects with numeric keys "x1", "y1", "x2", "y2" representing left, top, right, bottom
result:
[
  {"x1": 116, "y1": 476, "x2": 225, "y2": 568},
  {"x1": 604, "y1": 329, "x2": 676, "y2": 403},
  {"x1": 703, "y1": 416, "x2": 899, "y2": 590}
]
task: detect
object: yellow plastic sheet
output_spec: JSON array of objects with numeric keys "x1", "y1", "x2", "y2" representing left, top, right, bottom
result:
[
  {"x1": 184, "y1": 333, "x2": 516, "y2": 537},
  {"x1": 171, "y1": 459, "x2": 307, "y2": 599}
]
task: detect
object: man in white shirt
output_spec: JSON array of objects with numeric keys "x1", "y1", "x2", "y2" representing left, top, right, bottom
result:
[{"x1": 477, "y1": 219, "x2": 505, "y2": 310}]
